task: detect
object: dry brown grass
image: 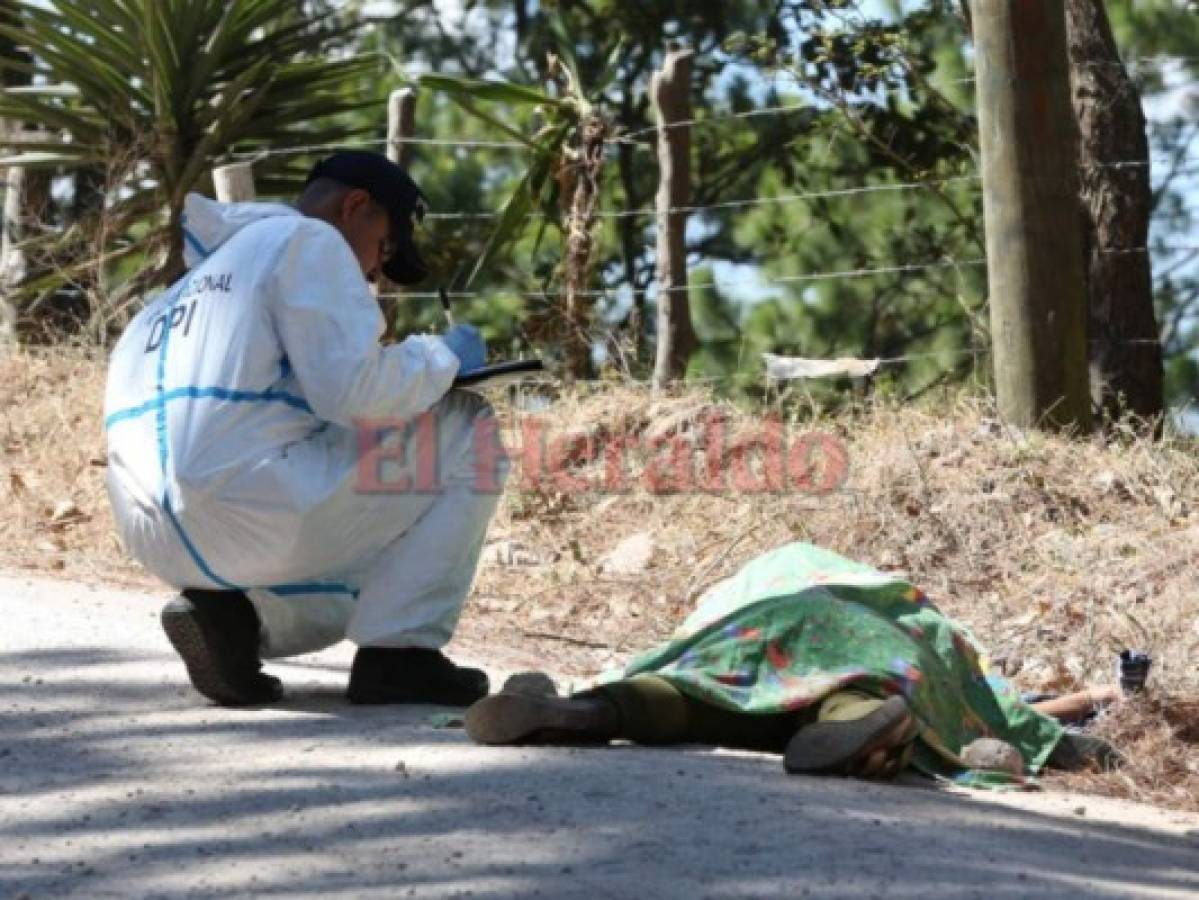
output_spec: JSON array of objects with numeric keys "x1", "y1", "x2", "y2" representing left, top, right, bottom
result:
[
  {"x1": 0, "y1": 346, "x2": 149, "y2": 587},
  {"x1": 2, "y1": 347, "x2": 1197, "y2": 810},
  {"x1": 464, "y1": 381, "x2": 1199, "y2": 814}
]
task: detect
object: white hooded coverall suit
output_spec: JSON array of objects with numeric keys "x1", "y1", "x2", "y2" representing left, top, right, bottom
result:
[{"x1": 104, "y1": 195, "x2": 509, "y2": 658}]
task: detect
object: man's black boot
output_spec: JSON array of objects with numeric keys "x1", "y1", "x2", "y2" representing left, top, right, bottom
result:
[
  {"x1": 347, "y1": 647, "x2": 489, "y2": 706},
  {"x1": 160, "y1": 589, "x2": 283, "y2": 706}
]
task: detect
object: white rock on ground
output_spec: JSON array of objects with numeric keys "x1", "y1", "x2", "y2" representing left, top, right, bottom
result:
[
  {"x1": 599, "y1": 532, "x2": 655, "y2": 575},
  {"x1": 2, "y1": 572, "x2": 1198, "y2": 899}
]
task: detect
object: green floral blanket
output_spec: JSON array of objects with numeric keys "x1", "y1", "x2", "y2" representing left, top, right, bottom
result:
[{"x1": 617, "y1": 542, "x2": 1062, "y2": 782}]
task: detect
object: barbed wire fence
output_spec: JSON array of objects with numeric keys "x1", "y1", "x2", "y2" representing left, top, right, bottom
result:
[
  {"x1": 210, "y1": 51, "x2": 1199, "y2": 397},
  {"x1": 5, "y1": 43, "x2": 1188, "y2": 391}
]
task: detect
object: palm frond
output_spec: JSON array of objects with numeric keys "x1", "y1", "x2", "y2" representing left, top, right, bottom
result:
[{"x1": 0, "y1": 0, "x2": 379, "y2": 316}]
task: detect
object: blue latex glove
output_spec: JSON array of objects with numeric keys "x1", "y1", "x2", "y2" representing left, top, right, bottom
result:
[{"x1": 441, "y1": 323, "x2": 486, "y2": 374}]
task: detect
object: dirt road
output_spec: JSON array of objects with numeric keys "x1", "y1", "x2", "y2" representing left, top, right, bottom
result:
[{"x1": 2, "y1": 573, "x2": 1197, "y2": 898}]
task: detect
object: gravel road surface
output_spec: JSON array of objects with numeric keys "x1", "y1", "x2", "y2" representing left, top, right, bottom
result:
[{"x1": 3, "y1": 573, "x2": 1197, "y2": 898}]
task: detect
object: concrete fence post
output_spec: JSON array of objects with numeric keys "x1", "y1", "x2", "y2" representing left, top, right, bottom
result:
[{"x1": 213, "y1": 162, "x2": 256, "y2": 203}]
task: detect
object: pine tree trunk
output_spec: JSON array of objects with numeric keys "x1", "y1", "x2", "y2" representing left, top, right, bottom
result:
[
  {"x1": 1064, "y1": 0, "x2": 1165, "y2": 425},
  {"x1": 561, "y1": 114, "x2": 607, "y2": 380}
]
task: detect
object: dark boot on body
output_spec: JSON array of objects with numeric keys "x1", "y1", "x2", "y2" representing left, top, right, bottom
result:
[
  {"x1": 347, "y1": 647, "x2": 490, "y2": 706},
  {"x1": 465, "y1": 690, "x2": 621, "y2": 746},
  {"x1": 160, "y1": 589, "x2": 283, "y2": 706},
  {"x1": 783, "y1": 694, "x2": 913, "y2": 777}
]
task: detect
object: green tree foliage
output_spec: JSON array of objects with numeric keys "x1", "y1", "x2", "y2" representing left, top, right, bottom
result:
[
  {"x1": 418, "y1": 28, "x2": 631, "y2": 376},
  {"x1": 1, "y1": 0, "x2": 1186, "y2": 415},
  {"x1": 0, "y1": 0, "x2": 381, "y2": 331},
  {"x1": 692, "y1": 4, "x2": 984, "y2": 403},
  {"x1": 372, "y1": 0, "x2": 982, "y2": 401}
]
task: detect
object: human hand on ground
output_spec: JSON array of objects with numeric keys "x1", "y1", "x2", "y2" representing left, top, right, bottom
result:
[{"x1": 440, "y1": 323, "x2": 486, "y2": 373}]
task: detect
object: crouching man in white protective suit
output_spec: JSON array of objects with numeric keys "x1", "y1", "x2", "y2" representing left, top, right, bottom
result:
[{"x1": 105, "y1": 150, "x2": 508, "y2": 707}]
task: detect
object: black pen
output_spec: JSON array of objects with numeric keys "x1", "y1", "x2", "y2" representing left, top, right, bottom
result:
[{"x1": 438, "y1": 285, "x2": 455, "y2": 327}]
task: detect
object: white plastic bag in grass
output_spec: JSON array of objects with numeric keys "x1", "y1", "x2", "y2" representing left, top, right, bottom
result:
[{"x1": 763, "y1": 352, "x2": 881, "y2": 380}]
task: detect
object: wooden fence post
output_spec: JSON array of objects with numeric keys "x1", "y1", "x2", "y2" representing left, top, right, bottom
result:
[
  {"x1": 973, "y1": 0, "x2": 1092, "y2": 431},
  {"x1": 378, "y1": 89, "x2": 419, "y2": 333},
  {"x1": 1, "y1": 159, "x2": 50, "y2": 354},
  {"x1": 213, "y1": 162, "x2": 256, "y2": 202},
  {"x1": 388, "y1": 89, "x2": 417, "y2": 169},
  {"x1": 651, "y1": 46, "x2": 698, "y2": 390},
  {"x1": 0, "y1": 164, "x2": 21, "y2": 353}
]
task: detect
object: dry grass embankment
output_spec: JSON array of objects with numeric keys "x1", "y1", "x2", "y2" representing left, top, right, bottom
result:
[{"x1": 2, "y1": 347, "x2": 1196, "y2": 811}]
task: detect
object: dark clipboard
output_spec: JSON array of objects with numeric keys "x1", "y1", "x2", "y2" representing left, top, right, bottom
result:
[{"x1": 453, "y1": 358, "x2": 546, "y2": 388}]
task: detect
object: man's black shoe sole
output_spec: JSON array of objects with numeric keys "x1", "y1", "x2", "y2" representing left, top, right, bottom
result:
[{"x1": 161, "y1": 595, "x2": 282, "y2": 707}]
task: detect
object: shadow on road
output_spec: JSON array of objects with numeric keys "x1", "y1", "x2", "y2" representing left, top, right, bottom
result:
[{"x1": 2, "y1": 645, "x2": 1197, "y2": 898}]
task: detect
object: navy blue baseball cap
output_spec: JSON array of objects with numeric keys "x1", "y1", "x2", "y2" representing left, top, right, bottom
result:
[{"x1": 305, "y1": 150, "x2": 429, "y2": 285}]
